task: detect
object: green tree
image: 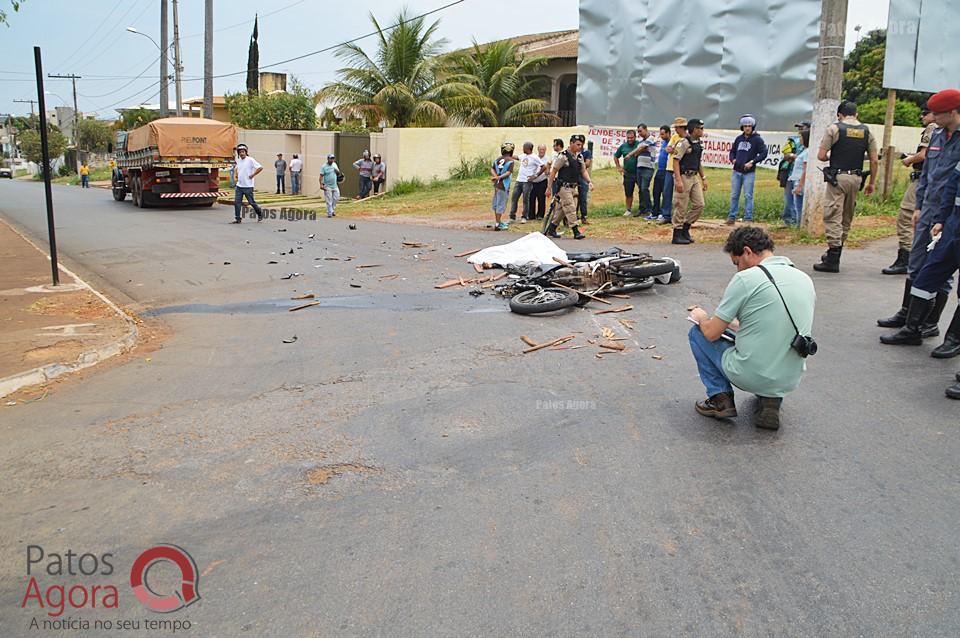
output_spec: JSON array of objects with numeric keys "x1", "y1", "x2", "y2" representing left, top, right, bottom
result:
[
  {"x1": 317, "y1": 9, "x2": 485, "y2": 127},
  {"x1": 77, "y1": 118, "x2": 113, "y2": 152},
  {"x1": 842, "y1": 29, "x2": 931, "y2": 112},
  {"x1": 114, "y1": 108, "x2": 162, "y2": 131},
  {"x1": 443, "y1": 40, "x2": 557, "y2": 126},
  {"x1": 857, "y1": 98, "x2": 923, "y2": 126},
  {"x1": 246, "y1": 15, "x2": 259, "y2": 95},
  {"x1": 18, "y1": 128, "x2": 68, "y2": 166},
  {"x1": 0, "y1": 0, "x2": 25, "y2": 26},
  {"x1": 225, "y1": 77, "x2": 317, "y2": 130}
]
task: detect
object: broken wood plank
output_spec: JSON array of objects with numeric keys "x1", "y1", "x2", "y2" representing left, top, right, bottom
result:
[
  {"x1": 523, "y1": 334, "x2": 576, "y2": 354},
  {"x1": 608, "y1": 293, "x2": 631, "y2": 299},
  {"x1": 618, "y1": 319, "x2": 636, "y2": 330},
  {"x1": 552, "y1": 256, "x2": 575, "y2": 268},
  {"x1": 520, "y1": 336, "x2": 540, "y2": 348},
  {"x1": 290, "y1": 293, "x2": 315, "y2": 300},
  {"x1": 454, "y1": 248, "x2": 481, "y2": 257},
  {"x1": 489, "y1": 272, "x2": 508, "y2": 282},
  {"x1": 552, "y1": 282, "x2": 611, "y2": 305},
  {"x1": 289, "y1": 301, "x2": 321, "y2": 312},
  {"x1": 652, "y1": 354, "x2": 664, "y2": 360},
  {"x1": 473, "y1": 263, "x2": 484, "y2": 274},
  {"x1": 601, "y1": 327, "x2": 616, "y2": 340},
  {"x1": 435, "y1": 279, "x2": 463, "y2": 289},
  {"x1": 402, "y1": 241, "x2": 428, "y2": 248},
  {"x1": 378, "y1": 274, "x2": 400, "y2": 280},
  {"x1": 594, "y1": 305, "x2": 634, "y2": 315},
  {"x1": 600, "y1": 341, "x2": 626, "y2": 351},
  {"x1": 356, "y1": 264, "x2": 382, "y2": 269}
]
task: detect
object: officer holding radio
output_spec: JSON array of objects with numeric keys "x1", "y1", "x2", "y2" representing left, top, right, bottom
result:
[{"x1": 687, "y1": 227, "x2": 817, "y2": 431}]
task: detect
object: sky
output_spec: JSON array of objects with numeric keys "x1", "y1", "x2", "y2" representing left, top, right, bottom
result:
[{"x1": 0, "y1": 0, "x2": 888, "y2": 119}]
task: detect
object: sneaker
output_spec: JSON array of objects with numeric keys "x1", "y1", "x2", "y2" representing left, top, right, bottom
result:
[
  {"x1": 230, "y1": 219, "x2": 242, "y2": 224},
  {"x1": 519, "y1": 217, "x2": 528, "y2": 224},
  {"x1": 644, "y1": 213, "x2": 658, "y2": 221},
  {"x1": 725, "y1": 218, "x2": 736, "y2": 226},
  {"x1": 496, "y1": 221, "x2": 509, "y2": 231},
  {"x1": 623, "y1": 210, "x2": 633, "y2": 217},
  {"x1": 658, "y1": 216, "x2": 671, "y2": 225}
]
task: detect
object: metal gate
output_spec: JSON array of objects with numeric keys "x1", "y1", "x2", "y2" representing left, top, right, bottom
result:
[{"x1": 334, "y1": 133, "x2": 371, "y2": 199}]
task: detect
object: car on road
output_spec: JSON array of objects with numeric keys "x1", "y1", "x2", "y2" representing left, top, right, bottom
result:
[{"x1": 0, "y1": 163, "x2": 13, "y2": 179}]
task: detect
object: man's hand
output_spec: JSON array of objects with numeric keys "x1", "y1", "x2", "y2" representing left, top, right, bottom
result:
[
  {"x1": 745, "y1": 161, "x2": 754, "y2": 171},
  {"x1": 675, "y1": 179, "x2": 684, "y2": 193},
  {"x1": 617, "y1": 166, "x2": 624, "y2": 175},
  {"x1": 689, "y1": 306, "x2": 709, "y2": 324},
  {"x1": 864, "y1": 183, "x2": 875, "y2": 196},
  {"x1": 901, "y1": 157, "x2": 912, "y2": 168},
  {"x1": 701, "y1": 177, "x2": 708, "y2": 192},
  {"x1": 588, "y1": 181, "x2": 594, "y2": 191},
  {"x1": 913, "y1": 209, "x2": 921, "y2": 230},
  {"x1": 932, "y1": 223, "x2": 943, "y2": 237}
]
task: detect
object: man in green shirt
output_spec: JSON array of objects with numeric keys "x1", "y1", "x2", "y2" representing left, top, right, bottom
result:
[
  {"x1": 614, "y1": 129, "x2": 640, "y2": 216},
  {"x1": 687, "y1": 227, "x2": 817, "y2": 430}
]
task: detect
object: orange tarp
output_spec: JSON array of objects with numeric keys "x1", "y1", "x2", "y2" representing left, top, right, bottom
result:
[{"x1": 126, "y1": 117, "x2": 237, "y2": 158}]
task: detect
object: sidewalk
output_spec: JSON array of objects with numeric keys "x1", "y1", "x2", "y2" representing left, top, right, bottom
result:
[{"x1": 0, "y1": 220, "x2": 136, "y2": 397}]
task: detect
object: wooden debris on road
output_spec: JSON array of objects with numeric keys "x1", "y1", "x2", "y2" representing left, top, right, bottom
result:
[
  {"x1": 618, "y1": 319, "x2": 636, "y2": 330},
  {"x1": 454, "y1": 248, "x2": 481, "y2": 257},
  {"x1": 600, "y1": 341, "x2": 626, "y2": 351},
  {"x1": 651, "y1": 354, "x2": 664, "y2": 360},
  {"x1": 356, "y1": 264, "x2": 382, "y2": 269},
  {"x1": 520, "y1": 336, "x2": 540, "y2": 347},
  {"x1": 473, "y1": 263, "x2": 485, "y2": 273},
  {"x1": 552, "y1": 282, "x2": 610, "y2": 305},
  {"x1": 601, "y1": 327, "x2": 616, "y2": 340},
  {"x1": 378, "y1": 273, "x2": 400, "y2": 281},
  {"x1": 290, "y1": 293, "x2": 315, "y2": 300},
  {"x1": 522, "y1": 334, "x2": 576, "y2": 354},
  {"x1": 402, "y1": 241, "x2": 428, "y2": 248},
  {"x1": 553, "y1": 256, "x2": 575, "y2": 268},
  {"x1": 289, "y1": 301, "x2": 321, "y2": 312},
  {"x1": 595, "y1": 305, "x2": 633, "y2": 315}
]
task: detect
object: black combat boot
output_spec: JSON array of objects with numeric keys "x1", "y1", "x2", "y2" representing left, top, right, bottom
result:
[
  {"x1": 544, "y1": 223, "x2": 561, "y2": 239},
  {"x1": 932, "y1": 306, "x2": 960, "y2": 359},
  {"x1": 879, "y1": 295, "x2": 934, "y2": 345},
  {"x1": 695, "y1": 392, "x2": 737, "y2": 418},
  {"x1": 921, "y1": 291, "x2": 949, "y2": 338},
  {"x1": 813, "y1": 246, "x2": 842, "y2": 272},
  {"x1": 671, "y1": 228, "x2": 690, "y2": 245},
  {"x1": 877, "y1": 279, "x2": 913, "y2": 328},
  {"x1": 754, "y1": 396, "x2": 783, "y2": 430},
  {"x1": 882, "y1": 248, "x2": 910, "y2": 275},
  {"x1": 572, "y1": 226, "x2": 585, "y2": 240},
  {"x1": 682, "y1": 223, "x2": 695, "y2": 243},
  {"x1": 947, "y1": 381, "x2": 960, "y2": 400}
]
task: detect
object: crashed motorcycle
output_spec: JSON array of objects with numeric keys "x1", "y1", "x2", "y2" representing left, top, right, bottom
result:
[{"x1": 495, "y1": 248, "x2": 680, "y2": 315}]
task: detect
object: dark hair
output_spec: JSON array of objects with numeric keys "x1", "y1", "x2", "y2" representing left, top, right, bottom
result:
[
  {"x1": 724, "y1": 226, "x2": 775, "y2": 256},
  {"x1": 636, "y1": 123, "x2": 647, "y2": 129},
  {"x1": 800, "y1": 129, "x2": 810, "y2": 147},
  {"x1": 553, "y1": 138, "x2": 564, "y2": 148},
  {"x1": 838, "y1": 100, "x2": 858, "y2": 116},
  {"x1": 660, "y1": 125, "x2": 671, "y2": 134}
]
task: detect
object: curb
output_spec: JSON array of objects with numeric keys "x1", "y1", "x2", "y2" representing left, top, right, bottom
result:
[{"x1": 0, "y1": 221, "x2": 140, "y2": 399}]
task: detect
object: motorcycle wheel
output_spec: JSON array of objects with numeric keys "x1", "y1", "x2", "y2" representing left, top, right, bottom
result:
[
  {"x1": 615, "y1": 258, "x2": 676, "y2": 279},
  {"x1": 509, "y1": 288, "x2": 580, "y2": 315}
]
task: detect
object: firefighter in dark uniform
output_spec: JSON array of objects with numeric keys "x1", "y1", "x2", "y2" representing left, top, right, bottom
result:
[
  {"x1": 545, "y1": 134, "x2": 592, "y2": 240},
  {"x1": 813, "y1": 100, "x2": 879, "y2": 272}
]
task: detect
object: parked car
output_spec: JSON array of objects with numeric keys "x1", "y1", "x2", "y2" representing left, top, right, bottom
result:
[{"x1": 0, "y1": 163, "x2": 13, "y2": 179}]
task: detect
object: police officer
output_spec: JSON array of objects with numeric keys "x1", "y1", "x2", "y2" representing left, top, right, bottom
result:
[
  {"x1": 671, "y1": 118, "x2": 707, "y2": 245},
  {"x1": 813, "y1": 101, "x2": 879, "y2": 272},
  {"x1": 880, "y1": 89, "x2": 960, "y2": 360},
  {"x1": 883, "y1": 109, "x2": 937, "y2": 274},
  {"x1": 546, "y1": 134, "x2": 592, "y2": 240}
]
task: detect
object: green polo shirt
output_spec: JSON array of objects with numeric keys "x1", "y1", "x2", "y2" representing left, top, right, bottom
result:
[
  {"x1": 714, "y1": 256, "x2": 816, "y2": 398},
  {"x1": 614, "y1": 140, "x2": 640, "y2": 173}
]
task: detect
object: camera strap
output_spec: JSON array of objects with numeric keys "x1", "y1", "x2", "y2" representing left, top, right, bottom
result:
[{"x1": 756, "y1": 264, "x2": 801, "y2": 338}]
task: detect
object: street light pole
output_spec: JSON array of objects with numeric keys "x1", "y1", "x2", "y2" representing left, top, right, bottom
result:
[
  {"x1": 203, "y1": 0, "x2": 213, "y2": 119},
  {"x1": 172, "y1": 0, "x2": 183, "y2": 117},
  {"x1": 160, "y1": 0, "x2": 169, "y2": 117}
]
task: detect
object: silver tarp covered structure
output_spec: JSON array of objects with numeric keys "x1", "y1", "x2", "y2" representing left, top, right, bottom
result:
[
  {"x1": 577, "y1": 0, "x2": 820, "y2": 130},
  {"x1": 883, "y1": 0, "x2": 960, "y2": 94}
]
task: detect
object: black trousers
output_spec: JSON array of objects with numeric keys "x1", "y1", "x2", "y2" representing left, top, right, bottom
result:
[{"x1": 531, "y1": 180, "x2": 548, "y2": 218}]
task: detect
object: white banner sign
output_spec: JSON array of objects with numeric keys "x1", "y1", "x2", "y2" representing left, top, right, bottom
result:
[{"x1": 587, "y1": 126, "x2": 796, "y2": 171}]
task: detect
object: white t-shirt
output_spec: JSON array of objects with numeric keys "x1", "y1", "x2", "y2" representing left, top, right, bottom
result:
[
  {"x1": 532, "y1": 155, "x2": 549, "y2": 182},
  {"x1": 290, "y1": 158, "x2": 303, "y2": 172},
  {"x1": 517, "y1": 153, "x2": 545, "y2": 183},
  {"x1": 235, "y1": 156, "x2": 262, "y2": 188}
]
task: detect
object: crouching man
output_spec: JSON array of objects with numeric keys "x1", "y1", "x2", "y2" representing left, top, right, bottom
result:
[{"x1": 687, "y1": 227, "x2": 817, "y2": 430}]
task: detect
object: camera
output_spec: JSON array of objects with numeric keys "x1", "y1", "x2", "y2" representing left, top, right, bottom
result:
[{"x1": 791, "y1": 334, "x2": 818, "y2": 358}]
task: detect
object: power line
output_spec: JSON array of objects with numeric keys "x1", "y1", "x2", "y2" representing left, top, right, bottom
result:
[
  {"x1": 91, "y1": 79, "x2": 162, "y2": 113},
  {"x1": 78, "y1": 56, "x2": 160, "y2": 99},
  {"x1": 179, "y1": 0, "x2": 307, "y2": 40},
  {"x1": 64, "y1": 0, "x2": 153, "y2": 76}
]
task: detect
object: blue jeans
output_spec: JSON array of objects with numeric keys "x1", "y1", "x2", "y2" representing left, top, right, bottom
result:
[
  {"x1": 276, "y1": 174, "x2": 285, "y2": 193},
  {"x1": 290, "y1": 172, "x2": 301, "y2": 195},
  {"x1": 234, "y1": 186, "x2": 262, "y2": 220},
  {"x1": 359, "y1": 175, "x2": 372, "y2": 198},
  {"x1": 652, "y1": 169, "x2": 666, "y2": 215},
  {"x1": 636, "y1": 166, "x2": 654, "y2": 214},
  {"x1": 782, "y1": 180, "x2": 800, "y2": 225},
  {"x1": 728, "y1": 170, "x2": 756, "y2": 221},
  {"x1": 688, "y1": 325, "x2": 734, "y2": 397},
  {"x1": 81, "y1": 175, "x2": 89, "y2": 188},
  {"x1": 660, "y1": 171, "x2": 674, "y2": 219}
]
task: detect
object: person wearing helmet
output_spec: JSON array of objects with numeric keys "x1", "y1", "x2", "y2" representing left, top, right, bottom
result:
[
  {"x1": 726, "y1": 114, "x2": 767, "y2": 224},
  {"x1": 353, "y1": 150, "x2": 374, "y2": 199},
  {"x1": 232, "y1": 144, "x2": 263, "y2": 223},
  {"x1": 490, "y1": 143, "x2": 515, "y2": 231}
]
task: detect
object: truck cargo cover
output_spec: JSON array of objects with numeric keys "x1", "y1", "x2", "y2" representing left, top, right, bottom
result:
[{"x1": 126, "y1": 117, "x2": 237, "y2": 158}]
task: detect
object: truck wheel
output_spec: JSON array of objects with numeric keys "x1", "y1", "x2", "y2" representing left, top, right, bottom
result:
[
  {"x1": 132, "y1": 175, "x2": 143, "y2": 208},
  {"x1": 111, "y1": 178, "x2": 126, "y2": 201}
]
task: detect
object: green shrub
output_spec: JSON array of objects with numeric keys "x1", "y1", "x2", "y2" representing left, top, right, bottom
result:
[
  {"x1": 858, "y1": 98, "x2": 922, "y2": 126},
  {"x1": 449, "y1": 155, "x2": 491, "y2": 180},
  {"x1": 57, "y1": 163, "x2": 73, "y2": 177},
  {"x1": 389, "y1": 177, "x2": 425, "y2": 196}
]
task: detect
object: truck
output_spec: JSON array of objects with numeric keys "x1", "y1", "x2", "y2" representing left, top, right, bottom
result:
[{"x1": 111, "y1": 117, "x2": 237, "y2": 208}]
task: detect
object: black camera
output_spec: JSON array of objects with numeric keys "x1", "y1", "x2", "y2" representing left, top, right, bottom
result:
[{"x1": 791, "y1": 334, "x2": 818, "y2": 358}]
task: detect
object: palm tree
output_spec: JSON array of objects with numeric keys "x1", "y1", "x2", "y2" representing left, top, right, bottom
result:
[
  {"x1": 443, "y1": 40, "x2": 557, "y2": 127},
  {"x1": 317, "y1": 10, "x2": 487, "y2": 128}
]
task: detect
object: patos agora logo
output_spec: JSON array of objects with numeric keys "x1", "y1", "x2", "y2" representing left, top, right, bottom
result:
[{"x1": 129, "y1": 544, "x2": 200, "y2": 612}]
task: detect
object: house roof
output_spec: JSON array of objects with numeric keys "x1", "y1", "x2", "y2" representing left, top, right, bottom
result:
[
  {"x1": 472, "y1": 29, "x2": 579, "y2": 60},
  {"x1": 183, "y1": 96, "x2": 227, "y2": 106}
]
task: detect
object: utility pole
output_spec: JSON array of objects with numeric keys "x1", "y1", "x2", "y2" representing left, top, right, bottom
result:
[
  {"x1": 13, "y1": 98, "x2": 38, "y2": 116},
  {"x1": 801, "y1": 0, "x2": 848, "y2": 235},
  {"x1": 48, "y1": 72, "x2": 81, "y2": 175},
  {"x1": 203, "y1": 0, "x2": 213, "y2": 119},
  {"x1": 879, "y1": 88, "x2": 897, "y2": 199},
  {"x1": 34, "y1": 47, "x2": 60, "y2": 287},
  {"x1": 172, "y1": 0, "x2": 183, "y2": 116},
  {"x1": 160, "y1": 0, "x2": 169, "y2": 117}
]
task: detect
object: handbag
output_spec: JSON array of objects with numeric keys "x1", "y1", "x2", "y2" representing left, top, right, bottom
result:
[{"x1": 757, "y1": 264, "x2": 818, "y2": 357}]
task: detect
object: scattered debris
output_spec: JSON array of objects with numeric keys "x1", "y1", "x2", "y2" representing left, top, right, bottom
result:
[
  {"x1": 277, "y1": 228, "x2": 287, "y2": 232},
  {"x1": 308, "y1": 233, "x2": 315, "y2": 239},
  {"x1": 652, "y1": 354, "x2": 664, "y2": 360},
  {"x1": 601, "y1": 327, "x2": 617, "y2": 340},
  {"x1": 290, "y1": 293, "x2": 315, "y2": 300},
  {"x1": 639, "y1": 344, "x2": 657, "y2": 350},
  {"x1": 600, "y1": 341, "x2": 626, "y2": 351},
  {"x1": 595, "y1": 305, "x2": 634, "y2": 315},
  {"x1": 280, "y1": 273, "x2": 302, "y2": 280},
  {"x1": 223, "y1": 261, "x2": 231, "y2": 265},
  {"x1": 282, "y1": 335, "x2": 298, "y2": 344},
  {"x1": 609, "y1": 294, "x2": 631, "y2": 299},
  {"x1": 348, "y1": 224, "x2": 357, "y2": 230},
  {"x1": 349, "y1": 283, "x2": 362, "y2": 288},
  {"x1": 454, "y1": 248, "x2": 481, "y2": 258},
  {"x1": 324, "y1": 257, "x2": 340, "y2": 261},
  {"x1": 552, "y1": 256, "x2": 575, "y2": 268},
  {"x1": 378, "y1": 274, "x2": 400, "y2": 281},
  {"x1": 356, "y1": 264, "x2": 382, "y2": 269},
  {"x1": 435, "y1": 272, "x2": 508, "y2": 289},
  {"x1": 267, "y1": 260, "x2": 278, "y2": 264},
  {"x1": 520, "y1": 336, "x2": 540, "y2": 347},
  {"x1": 468, "y1": 289, "x2": 484, "y2": 297},
  {"x1": 552, "y1": 282, "x2": 611, "y2": 305},
  {"x1": 522, "y1": 334, "x2": 576, "y2": 354},
  {"x1": 289, "y1": 301, "x2": 321, "y2": 312},
  {"x1": 618, "y1": 319, "x2": 636, "y2": 331},
  {"x1": 402, "y1": 241, "x2": 428, "y2": 248}
]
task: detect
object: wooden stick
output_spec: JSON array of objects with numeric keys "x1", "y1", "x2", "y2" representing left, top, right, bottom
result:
[
  {"x1": 435, "y1": 279, "x2": 463, "y2": 289},
  {"x1": 290, "y1": 293, "x2": 315, "y2": 300},
  {"x1": 473, "y1": 263, "x2": 484, "y2": 273},
  {"x1": 608, "y1": 294, "x2": 630, "y2": 299},
  {"x1": 454, "y1": 248, "x2": 481, "y2": 257},
  {"x1": 489, "y1": 272, "x2": 508, "y2": 282},
  {"x1": 356, "y1": 264, "x2": 382, "y2": 269},
  {"x1": 600, "y1": 341, "x2": 626, "y2": 351},
  {"x1": 523, "y1": 334, "x2": 576, "y2": 354},
  {"x1": 520, "y1": 336, "x2": 540, "y2": 347},
  {"x1": 553, "y1": 256, "x2": 575, "y2": 268},
  {"x1": 551, "y1": 282, "x2": 611, "y2": 305},
  {"x1": 289, "y1": 301, "x2": 321, "y2": 312},
  {"x1": 595, "y1": 305, "x2": 633, "y2": 315}
]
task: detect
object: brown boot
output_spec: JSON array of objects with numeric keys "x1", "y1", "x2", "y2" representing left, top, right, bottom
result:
[
  {"x1": 695, "y1": 392, "x2": 737, "y2": 418},
  {"x1": 754, "y1": 396, "x2": 783, "y2": 430}
]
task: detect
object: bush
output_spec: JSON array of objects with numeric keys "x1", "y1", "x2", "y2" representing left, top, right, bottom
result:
[
  {"x1": 389, "y1": 177, "x2": 425, "y2": 196},
  {"x1": 449, "y1": 155, "x2": 491, "y2": 180},
  {"x1": 58, "y1": 163, "x2": 73, "y2": 177},
  {"x1": 858, "y1": 98, "x2": 922, "y2": 126}
]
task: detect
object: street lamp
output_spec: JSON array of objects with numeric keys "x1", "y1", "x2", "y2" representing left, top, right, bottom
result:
[{"x1": 126, "y1": 26, "x2": 181, "y2": 115}]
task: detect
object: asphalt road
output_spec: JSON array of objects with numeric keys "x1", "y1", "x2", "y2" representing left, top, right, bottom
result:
[{"x1": 1, "y1": 180, "x2": 958, "y2": 637}]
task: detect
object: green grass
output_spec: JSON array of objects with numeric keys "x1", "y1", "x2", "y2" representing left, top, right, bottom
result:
[
  {"x1": 43, "y1": 166, "x2": 113, "y2": 185},
  {"x1": 449, "y1": 155, "x2": 492, "y2": 180}
]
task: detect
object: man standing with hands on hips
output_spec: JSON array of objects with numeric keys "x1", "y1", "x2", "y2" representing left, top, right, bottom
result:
[{"x1": 232, "y1": 144, "x2": 263, "y2": 223}]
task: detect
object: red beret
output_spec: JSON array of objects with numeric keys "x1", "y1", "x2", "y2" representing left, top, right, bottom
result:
[{"x1": 926, "y1": 89, "x2": 960, "y2": 113}]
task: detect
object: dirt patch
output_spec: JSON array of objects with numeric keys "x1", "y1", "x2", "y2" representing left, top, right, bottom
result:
[
  {"x1": 27, "y1": 292, "x2": 116, "y2": 320},
  {"x1": 305, "y1": 462, "x2": 380, "y2": 486},
  {"x1": 23, "y1": 339, "x2": 86, "y2": 363}
]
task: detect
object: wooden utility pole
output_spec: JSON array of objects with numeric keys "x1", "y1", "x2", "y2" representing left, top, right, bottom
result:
[
  {"x1": 879, "y1": 88, "x2": 897, "y2": 199},
  {"x1": 160, "y1": 0, "x2": 169, "y2": 117},
  {"x1": 172, "y1": 0, "x2": 183, "y2": 116},
  {"x1": 203, "y1": 0, "x2": 213, "y2": 119},
  {"x1": 13, "y1": 98, "x2": 38, "y2": 116},
  {"x1": 801, "y1": 0, "x2": 848, "y2": 235}
]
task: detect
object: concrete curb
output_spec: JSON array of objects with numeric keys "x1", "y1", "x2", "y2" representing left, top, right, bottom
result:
[{"x1": 0, "y1": 221, "x2": 140, "y2": 399}]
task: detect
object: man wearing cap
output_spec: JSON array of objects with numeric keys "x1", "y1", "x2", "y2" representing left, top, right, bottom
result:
[
  {"x1": 319, "y1": 153, "x2": 343, "y2": 218},
  {"x1": 780, "y1": 121, "x2": 810, "y2": 225},
  {"x1": 546, "y1": 134, "x2": 592, "y2": 240},
  {"x1": 275, "y1": 153, "x2": 287, "y2": 194},
  {"x1": 671, "y1": 118, "x2": 708, "y2": 245},
  {"x1": 880, "y1": 89, "x2": 960, "y2": 360},
  {"x1": 232, "y1": 144, "x2": 263, "y2": 223},
  {"x1": 726, "y1": 115, "x2": 768, "y2": 224},
  {"x1": 882, "y1": 110, "x2": 937, "y2": 275},
  {"x1": 813, "y1": 101, "x2": 879, "y2": 272}
]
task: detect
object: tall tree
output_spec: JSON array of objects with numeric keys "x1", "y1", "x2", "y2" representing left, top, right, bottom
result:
[
  {"x1": 443, "y1": 40, "x2": 556, "y2": 126},
  {"x1": 317, "y1": 9, "x2": 485, "y2": 128},
  {"x1": 76, "y1": 119, "x2": 113, "y2": 152},
  {"x1": 842, "y1": 29, "x2": 930, "y2": 111},
  {"x1": 226, "y1": 77, "x2": 316, "y2": 130},
  {"x1": 246, "y1": 15, "x2": 259, "y2": 95}
]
